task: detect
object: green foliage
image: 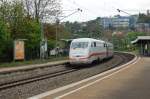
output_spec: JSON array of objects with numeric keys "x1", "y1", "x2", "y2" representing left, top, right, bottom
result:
[
  {"x1": 44, "y1": 24, "x2": 56, "y2": 40},
  {"x1": 0, "y1": 20, "x2": 8, "y2": 55},
  {"x1": 22, "y1": 19, "x2": 42, "y2": 59},
  {"x1": 9, "y1": 1, "x2": 26, "y2": 39},
  {"x1": 24, "y1": 20, "x2": 41, "y2": 48},
  {"x1": 86, "y1": 19, "x2": 102, "y2": 38},
  {"x1": 112, "y1": 32, "x2": 146, "y2": 51},
  {"x1": 126, "y1": 32, "x2": 146, "y2": 41},
  {"x1": 58, "y1": 24, "x2": 71, "y2": 39},
  {"x1": 47, "y1": 39, "x2": 55, "y2": 49},
  {"x1": 0, "y1": 19, "x2": 13, "y2": 62},
  {"x1": 64, "y1": 18, "x2": 102, "y2": 39},
  {"x1": 0, "y1": 0, "x2": 63, "y2": 62},
  {"x1": 0, "y1": 21, "x2": 9, "y2": 41}
]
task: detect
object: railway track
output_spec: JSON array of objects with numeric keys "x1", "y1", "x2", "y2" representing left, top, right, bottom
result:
[
  {"x1": 0, "y1": 52, "x2": 134, "y2": 92},
  {"x1": 0, "y1": 67, "x2": 77, "y2": 90}
]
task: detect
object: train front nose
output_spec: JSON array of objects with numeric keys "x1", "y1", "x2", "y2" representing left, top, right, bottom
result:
[
  {"x1": 69, "y1": 50, "x2": 89, "y2": 64},
  {"x1": 69, "y1": 56, "x2": 89, "y2": 64}
]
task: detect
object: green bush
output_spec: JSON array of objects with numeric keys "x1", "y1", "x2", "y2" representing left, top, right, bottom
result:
[{"x1": 0, "y1": 20, "x2": 13, "y2": 62}]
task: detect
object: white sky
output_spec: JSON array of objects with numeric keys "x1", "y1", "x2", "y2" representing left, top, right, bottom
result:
[{"x1": 61, "y1": 0, "x2": 150, "y2": 22}]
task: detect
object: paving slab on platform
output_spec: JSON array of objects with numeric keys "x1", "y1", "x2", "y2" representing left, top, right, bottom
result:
[{"x1": 57, "y1": 57, "x2": 150, "y2": 99}]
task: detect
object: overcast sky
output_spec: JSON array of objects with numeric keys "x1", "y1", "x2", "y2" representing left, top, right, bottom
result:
[{"x1": 61, "y1": 0, "x2": 150, "y2": 22}]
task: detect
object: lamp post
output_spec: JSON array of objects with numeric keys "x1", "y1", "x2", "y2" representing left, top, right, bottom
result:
[
  {"x1": 40, "y1": 18, "x2": 48, "y2": 59},
  {"x1": 117, "y1": 9, "x2": 132, "y2": 15},
  {"x1": 55, "y1": 8, "x2": 82, "y2": 56},
  {"x1": 116, "y1": 9, "x2": 139, "y2": 50},
  {"x1": 55, "y1": 17, "x2": 59, "y2": 49}
]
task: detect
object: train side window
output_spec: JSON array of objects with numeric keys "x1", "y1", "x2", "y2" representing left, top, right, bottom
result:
[
  {"x1": 94, "y1": 42, "x2": 96, "y2": 47},
  {"x1": 104, "y1": 43, "x2": 108, "y2": 47},
  {"x1": 91, "y1": 42, "x2": 97, "y2": 47},
  {"x1": 104, "y1": 43, "x2": 106, "y2": 47},
  {"x1": 91, "y1": 42, "x2": 94, "y2": 47}
]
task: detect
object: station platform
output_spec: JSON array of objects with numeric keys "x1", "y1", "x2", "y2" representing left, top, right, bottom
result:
[
  {"x1": 0, "y1": 60, "x2": 69, "y2": 73},
  {"x1": 30, "y1": 56, "x2": 150, "y2": 99}
]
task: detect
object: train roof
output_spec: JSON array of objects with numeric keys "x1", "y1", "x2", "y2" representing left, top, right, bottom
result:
[{"x1": 72, "y1": 38, "x2": 105, "y2": 43}]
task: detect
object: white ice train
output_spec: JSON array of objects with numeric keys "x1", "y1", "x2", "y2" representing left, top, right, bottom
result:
[{"x1": 69, "y1": 38, "x2": 113, "y2": 64}]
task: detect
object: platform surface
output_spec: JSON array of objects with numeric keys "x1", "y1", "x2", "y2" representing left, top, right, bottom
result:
[
  {"x1": 40, "y1": 57, "x2": 150, "y2": 99},
  {"x1": 0, "y1": 60, "x2": 68, "y2": 73}
]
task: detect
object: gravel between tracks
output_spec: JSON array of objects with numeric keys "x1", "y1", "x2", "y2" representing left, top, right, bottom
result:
[
  {"x1": 0, "y1": 53, "x2": 134, "y2": 99},
  {"x1": 0, "y1": 65, "x2": 68, "y2": 85}
]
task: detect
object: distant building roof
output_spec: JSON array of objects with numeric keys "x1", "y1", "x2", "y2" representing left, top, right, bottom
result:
[{"x1": 131, "y1": 36, "x2": 150, "y2": 44}]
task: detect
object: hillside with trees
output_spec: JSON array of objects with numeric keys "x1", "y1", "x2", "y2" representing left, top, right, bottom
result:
[{"x1": 64, "y1": 17, "x2": 102, "y2": 39}]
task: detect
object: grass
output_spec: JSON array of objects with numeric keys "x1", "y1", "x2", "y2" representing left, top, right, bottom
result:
[{"x1": 0, "y1": 56, "x2": 68, "y2": 68}]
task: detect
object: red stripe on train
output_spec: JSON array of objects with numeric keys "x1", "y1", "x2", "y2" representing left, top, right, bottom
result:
[
  {"x1": 75, "y1": 52, "x2": 107, "y2": 60},
  {"x1": 70, "y1": 52, "x2": 112, "y2": 60}
]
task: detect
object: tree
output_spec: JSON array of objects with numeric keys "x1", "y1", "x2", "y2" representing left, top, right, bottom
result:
[
  {"x1": 0, "y1": 0, "x2": 41, "y2": 60},
  {"x1": 0, "y1": 0, "x2": 15, "y2": 28},
  {"x1": 43, "y1": 23, "x2": 56, "y2": 40},
  {"x1": 112, "y1": 32, "x2": 146, "y2": 51},
  {"x1": 58, "y1": 24, "x2": 71, "y2": 39},
  {"x1": 138, "y1": 13, "x2": 150, "y2": 23},
  {"x1": 126, "y1": 32, "x2": 146, "y2": 41},
  {"x1": 9, "y1": 0, "x2": 26, "y2": 39},
  {"x1": 86, "y1": 19, "x2": 102, "y2": 38},
  {"x1": 0, "y1": 19, "x2": 13, "y2": 62},
  {"x1": 23, "y1": 0, "x2": 61, "y2": 22},
  {"x1": 0, "y1": 0, "x2": 64, "y2": 61},
  {"x1": 23, "y1": 19, "x2": 41, "y2": 59},
  {"x1": 64, "y1": 17, "x2": 103, "y2": 39}
]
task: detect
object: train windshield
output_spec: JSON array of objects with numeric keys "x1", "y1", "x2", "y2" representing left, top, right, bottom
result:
[{"x1": 71, "y1": 42, "x2": 89, "y2": 49}]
